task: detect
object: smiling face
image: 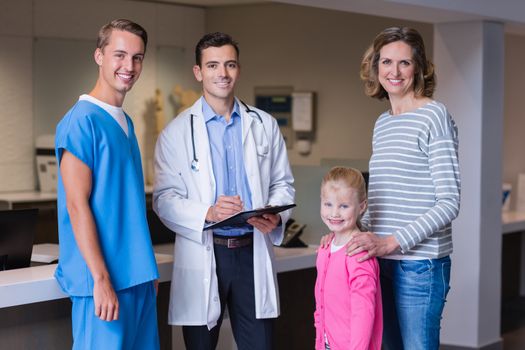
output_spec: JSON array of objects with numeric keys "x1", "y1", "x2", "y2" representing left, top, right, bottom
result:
[
  {"x1": 193, "y1": 44, "x2": 239, "y2": 106},
  {"x1": 378, "y1": 40, "x2": 416, "y2": 100},
  {"x1": 94, "y1": 29, "x2": 145, "y2": 106},
  {"x1": 320, "y1": 181, "x2": 366, "y2": 236}
]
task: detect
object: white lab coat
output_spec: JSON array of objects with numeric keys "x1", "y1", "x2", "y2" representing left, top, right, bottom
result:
[{"x1": 153, "y1": 97, "x2": 295, "y2": 329}]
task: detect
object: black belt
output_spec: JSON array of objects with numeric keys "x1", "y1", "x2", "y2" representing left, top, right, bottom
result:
[{"x1": 213, "y1": 233, "x2": 253, "y2": 249}]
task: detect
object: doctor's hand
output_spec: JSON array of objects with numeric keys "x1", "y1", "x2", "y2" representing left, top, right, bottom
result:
[
  {"x1": 93, "y1": 276, "x2": 119, "y2": 322},
  {"x1": 206, "y1": 195, "x2": 243, "y2": 222},
  {"x1": 247, "y1": 213, "x2": 280, "y2": 234}
]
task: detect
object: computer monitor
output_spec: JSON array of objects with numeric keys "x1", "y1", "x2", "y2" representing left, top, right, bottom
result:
[{"x1": 0, "y1": 209, "x2": 38, "y2": 271}]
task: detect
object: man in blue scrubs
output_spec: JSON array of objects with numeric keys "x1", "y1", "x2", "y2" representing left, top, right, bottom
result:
[{"x1": 55, "y1": 19, "x2": 160, "y2": 349}]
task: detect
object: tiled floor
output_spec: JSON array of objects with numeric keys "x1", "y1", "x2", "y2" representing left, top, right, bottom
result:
[{"x1": 501, "y1": 297, "x2": 525, "y2": 349}]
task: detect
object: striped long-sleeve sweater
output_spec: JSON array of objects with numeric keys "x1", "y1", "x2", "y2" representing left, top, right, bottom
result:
[{"x1": 361, "y1": 100, "x2": 460, "y2": 259}]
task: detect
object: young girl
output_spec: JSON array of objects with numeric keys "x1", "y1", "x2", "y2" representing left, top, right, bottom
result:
[{"x1": 314, "y1": 167, "x2": 382, "y2": 350}]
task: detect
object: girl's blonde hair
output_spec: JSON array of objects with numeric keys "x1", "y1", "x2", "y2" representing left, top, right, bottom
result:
[{"x1": 321, "y1": 166, "x2": 368, "y2": 215}]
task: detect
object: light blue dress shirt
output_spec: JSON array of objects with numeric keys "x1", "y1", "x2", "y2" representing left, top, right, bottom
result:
[{"x1": 202, "y1": 97, "x2": 253, "y2": 236}]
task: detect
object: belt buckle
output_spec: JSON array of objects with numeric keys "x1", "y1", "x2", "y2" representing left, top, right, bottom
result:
[{"x1": 227, "y1": 238, "x2": 238, "y2": 249}]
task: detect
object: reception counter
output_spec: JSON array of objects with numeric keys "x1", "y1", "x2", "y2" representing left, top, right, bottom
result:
[
  {"x1": 502, "y1": 211, "x2": 525, "y2": 297},
  {"x1": 502, "y1": 210, "x2": 525, "y2": 234},
  {"x1": 0, "y1": 251, "x2": 173, "y2": 309},
  {"x1": 0, "y1": 244, "x2": 317, "y2": 350},
  {"x1": 0, "y1": 188, "x2": 153, "y2": 210},
  {"x1": 0, "y1": 244, "x2": 316, "y2": 309}
]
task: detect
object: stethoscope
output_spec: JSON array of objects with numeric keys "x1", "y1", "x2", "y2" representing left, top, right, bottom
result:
[{"x1": 190, "y1": 100, "x2": 265, "y2": 172}]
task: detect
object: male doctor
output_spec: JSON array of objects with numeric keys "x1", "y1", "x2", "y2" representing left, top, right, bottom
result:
[{"x1": 153, "y1": 32, "x2": 295, "y2": 350}]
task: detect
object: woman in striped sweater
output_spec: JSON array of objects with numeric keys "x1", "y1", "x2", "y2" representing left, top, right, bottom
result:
[{"x1": 325, "y1": 27, "x2": 461, "y2": 349}]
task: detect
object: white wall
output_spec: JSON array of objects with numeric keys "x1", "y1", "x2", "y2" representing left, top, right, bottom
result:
[
  {"x1": 503, "y1": 34, "x2": 525, "y2": 209},
  {"x1": 0, "y1": 0, "x2": 205, "y2": 192},
  {"x1": 0, "y1": 1, "x2": 34, "y2": 191}
]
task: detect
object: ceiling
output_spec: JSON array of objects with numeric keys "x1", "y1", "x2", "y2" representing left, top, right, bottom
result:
[
  {"x1": 130, "y1": 0, "x2": 525, "y2": 35},
  {"x1": 132, "y1": 0, "x2": 265, "y2": 7}
]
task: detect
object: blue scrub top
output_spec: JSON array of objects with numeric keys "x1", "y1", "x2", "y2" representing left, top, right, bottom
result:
[{"x1": 55, "y1": 100, "x2": 159, "y2": 297}]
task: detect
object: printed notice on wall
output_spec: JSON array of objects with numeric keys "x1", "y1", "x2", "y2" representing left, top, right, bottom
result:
[{"x1": 292, "y1": 92, "x2": 314, "y2": 132}]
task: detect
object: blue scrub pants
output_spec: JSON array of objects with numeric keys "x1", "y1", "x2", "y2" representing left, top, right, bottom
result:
[
  {"x1": 379, "y1": 256, "x2": 451, "y2": 350},
  {"x1": 71, "y1": 280, "x2": 159, "y2": 350}
]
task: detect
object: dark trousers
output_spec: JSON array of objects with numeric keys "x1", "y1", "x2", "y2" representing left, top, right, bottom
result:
[{"x1": 182, "y1": 239, "x2": 274, "y2": 350}]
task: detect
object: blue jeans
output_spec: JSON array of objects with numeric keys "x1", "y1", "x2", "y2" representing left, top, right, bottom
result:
[{"x1": 379, "y1": 256, "x2": 451, "y2": 350}]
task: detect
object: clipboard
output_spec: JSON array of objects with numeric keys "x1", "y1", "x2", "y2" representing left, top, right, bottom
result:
[{"x1": 204, "y1": 203, "x2": 296, "y2": 230}]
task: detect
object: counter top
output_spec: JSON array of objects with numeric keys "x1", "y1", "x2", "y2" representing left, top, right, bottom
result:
[
  {"x1": 0, "y1": 244, "x2": 317, "y2": 309},
  {"x1": 0, "y1": 253, "x2": 173, "y2": 309},
  {"x1": 502, "y1": 211, "x2": 525, "y2": 234},
  {"x1": 274, "y1": 245, "x2": 317, "y2": 273},
  {"x1": 0, "y1": 191, "x2": 58, "y2": 208},
  {"x1": 153, "y1": 243, "x2": 318, "y2": 274},
  {"x1": 0, "y1": 186, "x2": 154, "y2": 208}
]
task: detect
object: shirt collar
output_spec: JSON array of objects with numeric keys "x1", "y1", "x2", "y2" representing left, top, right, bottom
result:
[{"x1": 201, "y1": 97, "x2": 240, "y2": 123}]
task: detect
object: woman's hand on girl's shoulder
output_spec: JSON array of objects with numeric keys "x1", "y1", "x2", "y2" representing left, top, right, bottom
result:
[
  {"x1": 346, "y1": 231, "x2": 399, "y2": 262},
  {"x1": 319, "y1": 232, "x2": 334, "y2": 249}
]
